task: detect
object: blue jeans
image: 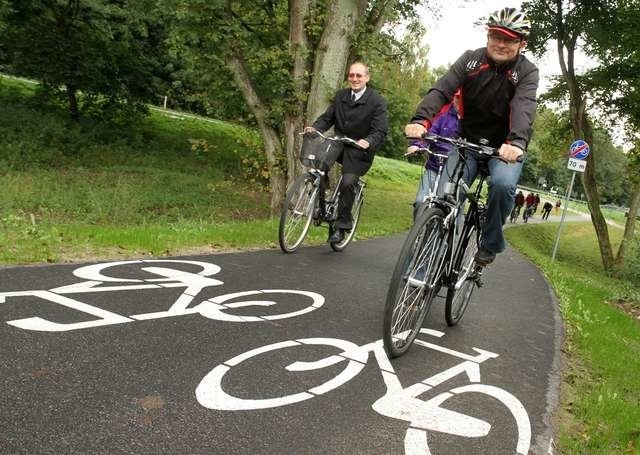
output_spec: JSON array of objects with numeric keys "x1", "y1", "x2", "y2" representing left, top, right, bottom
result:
[
  {"x1": 413, "y1": 168, "x2": 447, "y2": 219},
  {"x1": 414, "y1": 169, "x2": 440, "y2": 202},
  {"x1": 446, "y1": 150, "x2": 524, "y2": 254}
]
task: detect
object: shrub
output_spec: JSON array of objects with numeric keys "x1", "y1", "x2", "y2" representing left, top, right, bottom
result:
[{"x1": 621, "y1": 236, "x2": 640, "y2": 282}]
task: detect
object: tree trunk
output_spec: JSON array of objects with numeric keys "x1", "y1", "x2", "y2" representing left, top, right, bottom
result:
[
  {"x1": 66, "y1": 84, "x2": 80, "y2": 122},
  {"x1": 284, "y1": 0, "x2": 313, "y2": 186},
  {"x1": 615, "y1": 180, "x2": 640, "y2": 267},
  {"x1": 227, "y1": 52, "x2": 286, "y2": 215},
  {"x1": 555, "y1": 3, "x2": 615, "y2": 274},
  {"x1": 305, "y1": 0, "x2": 364, "y2": 124},
  {"x1": 579, "y1": 113, "x2": 614, "y2": 273}
]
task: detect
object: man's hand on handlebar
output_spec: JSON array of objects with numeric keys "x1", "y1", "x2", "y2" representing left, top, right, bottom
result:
[
  {"x1": 357, "y1": 139, "x2": 370, "y2": 149},
  {"x1": 405, "y1": 123, "x2": 426, "y2": 139},
  {"x1": 303, "y1": 126, "x2": 317, "y2": 134},
  {"x1": 498, "y1": 144, "x2": 524, "y2": 163}
]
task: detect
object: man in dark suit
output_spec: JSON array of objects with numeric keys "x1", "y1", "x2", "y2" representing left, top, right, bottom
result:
[{"x1": 307, "y1": 61, "x2": 389, "y2": 243}]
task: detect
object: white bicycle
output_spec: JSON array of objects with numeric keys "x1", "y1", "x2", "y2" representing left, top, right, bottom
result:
[
  {"x1": 1, "y1": 259, "x2": 325, "y2": 332},
  {"x1": 196, "y1": 329, "x2": 531, "y2": 454}
]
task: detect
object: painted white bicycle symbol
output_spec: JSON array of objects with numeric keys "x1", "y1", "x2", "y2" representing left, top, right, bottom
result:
[
  {"x1": 0, "y1": 259, "x2": 324, "y2": 332},
  {"x1": 196, "y1": 328, "x2": 531, "y2": 455}
]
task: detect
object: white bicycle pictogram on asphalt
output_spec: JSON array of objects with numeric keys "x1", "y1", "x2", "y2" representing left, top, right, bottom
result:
[
  {"x1": 196, "y1": 328, "x2": 531, "y2": 455},
  {"x1": 0, "y1": 259, "x2": 324, "y2": 331}
]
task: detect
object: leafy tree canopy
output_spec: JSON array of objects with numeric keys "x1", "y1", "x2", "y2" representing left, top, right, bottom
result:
[{"x1": 0, "y1": 0, "x2": 167, "y2": 120}]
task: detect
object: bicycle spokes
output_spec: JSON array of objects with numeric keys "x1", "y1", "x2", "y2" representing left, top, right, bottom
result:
[
  {"x1": 279, "y1": 175, "x2": 317, "y2": 253},
  {"x1": 389, "y1": 285, "x2": 426, "y2": 345},
  {"x1": 406, "y1": 224, "x2": 445, "y2": 289}
]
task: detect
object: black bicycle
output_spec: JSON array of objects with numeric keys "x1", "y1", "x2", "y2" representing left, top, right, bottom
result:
[
  {"x1": 509, "y1": 204, "x2": 522, "y2": 223},
  {"x1": 522, "y1": 205, "x2": 534, "y2": 223},
  {"x1": 383, "y1": 133, "x2": 511, "y2": 358},
  {"x1": 278, "y1": 130, "x2": 366, "y2": 253}
]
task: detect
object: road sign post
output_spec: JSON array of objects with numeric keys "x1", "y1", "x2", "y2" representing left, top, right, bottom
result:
[{"x1": 551, "y1": 140, "x2": 590, "y2": 262}]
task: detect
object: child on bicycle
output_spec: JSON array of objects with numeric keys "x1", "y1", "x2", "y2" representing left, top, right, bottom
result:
[{"x1": 407, "y1": 90, "x2": 462, "y2": 219}]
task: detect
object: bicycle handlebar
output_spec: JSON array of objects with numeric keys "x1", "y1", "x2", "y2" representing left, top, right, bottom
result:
[
  {"x1": 407, "y1": 133, "x2": 523, "y2": 163},
  {"x1": 302, "y1": 129, "x2": 366, "y2": 150}
]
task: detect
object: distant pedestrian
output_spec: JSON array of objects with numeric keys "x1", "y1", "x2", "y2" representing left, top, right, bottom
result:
[
  {"x1": 555, "y1": 199, "x2": 561, "y2": 214},
  {"x1": 542, "y1": 201, "x2": 553, "y2": 220}
]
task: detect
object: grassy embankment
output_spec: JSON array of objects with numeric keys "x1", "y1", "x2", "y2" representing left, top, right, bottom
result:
[
  {"x1": 505, "y1": 223, "x2": 639, "y2": 454},
  {"x1": 0, "y1": 77, "x2": 419, "y2": 264}
]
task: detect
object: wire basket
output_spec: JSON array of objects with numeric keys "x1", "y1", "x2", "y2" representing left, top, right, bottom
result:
[{"x1": 299, "y1": 134, "x2": 343, "y2": 171}]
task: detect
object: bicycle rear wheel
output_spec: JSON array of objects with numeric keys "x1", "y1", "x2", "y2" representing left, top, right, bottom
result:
[
  {"x1": 278, "y1": 174, "x2": 318, "y2": 253},
  {"x1": 383, "y1": 207, "x2": 448, "y2": 357},
  {"x1": 509, "y1": 206, "x2": 518, "y2": 223},
  {"x1": 330, "y1": 182, "x2": 364, "y2": 252},
  {"x1": 445, "y1": 219, "x2": 479, "y2": 326}
]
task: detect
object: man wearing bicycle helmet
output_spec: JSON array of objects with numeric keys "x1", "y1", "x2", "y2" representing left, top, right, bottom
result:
[{"x1": 405, "y1": 7, "x2": 538, "y2": 265}]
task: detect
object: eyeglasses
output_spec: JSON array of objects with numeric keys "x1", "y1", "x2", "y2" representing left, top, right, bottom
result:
[
  {"x1": 348, "y1": 73, "x2": 366, "y2": 79},
  {"x1": 488, "y1": 34, "x2": 521, "y2": 45}
]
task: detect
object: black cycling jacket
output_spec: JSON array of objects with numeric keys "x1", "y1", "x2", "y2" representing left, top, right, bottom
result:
[{"x1": 411, "y1": 48, "x2": 539, "y2": 151}]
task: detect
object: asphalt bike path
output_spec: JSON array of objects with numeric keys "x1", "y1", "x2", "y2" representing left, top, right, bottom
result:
[{"x1": 0, "y1": 232, "x2": 563, "y2": 454}]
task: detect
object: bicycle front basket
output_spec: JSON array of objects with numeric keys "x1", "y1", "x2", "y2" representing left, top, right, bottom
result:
[{"x1": 300, "y1": 135, "x2": 343, "y2": 171}]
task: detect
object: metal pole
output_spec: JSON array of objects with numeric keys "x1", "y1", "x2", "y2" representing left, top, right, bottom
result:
[{"x1": 551, "y1": 171, "x2": 576, "y2": 262}]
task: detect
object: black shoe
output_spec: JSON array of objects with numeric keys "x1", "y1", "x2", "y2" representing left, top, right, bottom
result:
[
  {"x1": 474, "y1": 246, "x2": 496, "y2": 266},
  {"x1": 329, "y1": 228, "x2": 345, "y2": 244}
]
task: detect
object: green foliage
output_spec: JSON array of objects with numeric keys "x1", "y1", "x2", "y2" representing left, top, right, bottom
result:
[
  {"x1": 525, "y1": 108, "x2": 572, "y2": 187},
  {"x1": 523, "y1": 0, "x2": 640, "y2": 136},
  {"x1": 0, "y1": 77, "x2": 417, "y2": 263},
  {"x1": 0, "y1": 0, "x2": 168, "y2": 119},
  {"x1": 525, "y1": 106, "x2": 633, "y2": 205},
  {"x1": 620, "y1": 236, "x2": 640, "y2": 284},
  {"x1": 0, "y1": 77, "x2": 257, "y2": 176},
  {"x1": 164, "y1": 0, "x2": 292, "y2": 130},
  {"x1": 362, "y1": 31, "x2": 437, "y2": 159}
]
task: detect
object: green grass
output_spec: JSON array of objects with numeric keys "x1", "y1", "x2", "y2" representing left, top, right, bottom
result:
[
  {"x1": 0, "y1": 77, "x2": 419, "y2": 263},
  {"x1": 505, "y1": 223, "x2": 640, "y2": 454},
  {"x1": 0, "y1": 157, "x2": 420, "y2": 264}
]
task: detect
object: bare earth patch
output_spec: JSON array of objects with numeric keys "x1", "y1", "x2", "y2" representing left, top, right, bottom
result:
[{"x1": 607, "y1": 298, "x2": 640, "y2": 323}]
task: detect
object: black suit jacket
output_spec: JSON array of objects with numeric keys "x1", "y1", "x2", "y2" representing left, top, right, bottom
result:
[{"x1": 313, "y1": 87, "x2": 388, "y2": 165}]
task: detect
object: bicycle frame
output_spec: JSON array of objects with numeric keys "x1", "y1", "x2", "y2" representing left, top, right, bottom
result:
[
  {"x1": 278, "y1": 129, "x2": 367, "y2": 253},
  {"x1": 313, "y1": 169, "x2": 342, "y2": 225},
  {"x1": 384, "y1": 133, "x2": 512, "y2": 354},
  {"x1": 419, "y1": 145, "x2": 487, "y2": 286}
]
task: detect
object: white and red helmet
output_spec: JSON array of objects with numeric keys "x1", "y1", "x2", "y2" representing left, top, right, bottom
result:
[{"x1": 487, "y1": 7, "x2": 531, "y2": 39}]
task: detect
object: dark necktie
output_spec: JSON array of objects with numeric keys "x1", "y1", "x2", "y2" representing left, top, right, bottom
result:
[{"x1": 351, "y1": 92, "x2": 356, "y2": 103}]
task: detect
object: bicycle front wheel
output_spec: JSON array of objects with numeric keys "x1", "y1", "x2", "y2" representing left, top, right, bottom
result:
[
  {"x1": 278, "y1": 174, "x2": 318, "y2": 253},
  {"x1": 330, "y1": 184, "x2": 364, "y2": 252},
  {"x1": 445, "y1": 220, "x2": 479, "y2": 326},
  {"x1": 383, "y1": 207, "x2": 448, "y2": 357}
]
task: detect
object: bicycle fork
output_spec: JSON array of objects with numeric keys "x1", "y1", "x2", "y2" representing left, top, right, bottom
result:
[{"x1": 406, "y1": 216, "x2": 452, "y2": 289}]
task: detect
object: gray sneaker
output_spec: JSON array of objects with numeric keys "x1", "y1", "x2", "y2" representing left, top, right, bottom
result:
[{"x1": 474, "y1": 246, "x2": 496, "y2": 266}]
